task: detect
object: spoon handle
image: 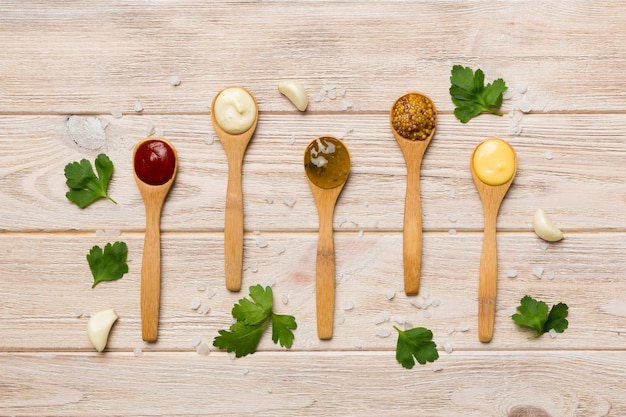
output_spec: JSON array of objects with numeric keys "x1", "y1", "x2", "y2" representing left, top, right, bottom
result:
[
  {"x1": 403, "y1": 165, "x2": 423, "y2": 295},
  {"x1": 315, "y1": 193, "x2": 339, "y2": 340},
  {"x1": 478, "y1": 209, "x2": 499, "y2": 343},
  {"x1": 224, "y1": 157, "x2": 244, "y2": 292},
  {"x1": 141, "y1": 203, "x2": 163, "y2": 342}
]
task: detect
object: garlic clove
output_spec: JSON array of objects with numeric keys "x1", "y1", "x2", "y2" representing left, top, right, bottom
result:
[
  {"x1": 532, "y1": 208, "x2": 564, "y2": 242},
  {"x1": 278, "y1": 80, "x2": 309, "y2": 111},
  {"x1": 87, "y1": 308, "x2": 118, "y2": 352}
]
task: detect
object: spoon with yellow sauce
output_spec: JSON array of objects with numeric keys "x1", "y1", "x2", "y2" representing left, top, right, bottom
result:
[
  {"x1": 304, "y1": 136, "x2": 351, "y2": 340},
  {"x1": 390, "y1": 92, "x2": 437, "y2": 295},
  {"x1": 211, "y1": 86, "x2": 258, "y2": 292},
  {"x1": 470, "y1": 138, "x2": 517, "y2": 343}
]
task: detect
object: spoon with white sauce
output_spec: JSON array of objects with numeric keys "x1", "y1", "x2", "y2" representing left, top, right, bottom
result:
[
  {"x1": 470, "y1": 138, "x2": 517, "y2": 343},
  {"x1": 304, "y1": 136, "x2": 351, "y2": 340},
  {"x1": 211, "y1": 86, "x2": 258, "y2": 292}
]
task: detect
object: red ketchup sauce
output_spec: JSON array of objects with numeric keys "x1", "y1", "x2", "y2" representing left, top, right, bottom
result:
[{"x1": 134, "y1": 140, "x2": 176, "y2": 185}]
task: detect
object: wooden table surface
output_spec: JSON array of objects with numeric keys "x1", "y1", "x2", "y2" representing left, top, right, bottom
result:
[{"x1": 2, "y1": 1, "x2": 626, "y2": 416}]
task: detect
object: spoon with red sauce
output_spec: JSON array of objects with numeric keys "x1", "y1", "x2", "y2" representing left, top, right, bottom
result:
[{"x1": 133, "y1": 138, "x2": 178, "y2": 342}]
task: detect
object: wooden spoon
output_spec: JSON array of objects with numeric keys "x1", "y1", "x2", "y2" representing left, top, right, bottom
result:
[
  {"x1": 390, "y1": 92, "x2": 437, "y2": 295},
  {"x1": 210, "y1": 86, "x2": 259, "y2": 292},
  {"x1": 470, "y1": 138, "x2": 517, "y2": 343},
  {"x1": 133, "y1": 138, "x2": 178, "y2": 342},
  {"x1": 304, "y1": 136, "x2": 351, "y2": 340}
]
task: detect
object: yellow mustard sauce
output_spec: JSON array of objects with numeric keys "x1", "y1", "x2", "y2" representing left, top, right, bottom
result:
[{"x1": 472, "y1": 138, "x2": 516, "y2": 186}]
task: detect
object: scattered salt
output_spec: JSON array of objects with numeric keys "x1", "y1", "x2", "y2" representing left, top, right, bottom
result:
[
  {"x1": 506, "y1": 269, "x2": 519, "y2": 278},
  {"x1": 518, "y1": 99, "x2": 532, "y2": 113},
  {"x1": 111, "y1": 110, "x2": 123, "y2": 119},
  {"x1": 420, "y1": 289, "x2": 430, "y2": 299},
  {"x1": 375, "y1": 328, "x2": 392, "y2": 338},
  {"x1": 546, "y1": 271, "x2": 555, "y2": 280},
  {"x1": 357, "y1": 230, "x2": 364, "y2": 238},
  {"x1": 336, "y1": 315, "x2": 345, "y2": 325},
  {"x1": 374, "y1": 313, "x2": 389, "y2": 325},
  {"x1": 133, "y1": 100, "x2": 144, "y2": 112},
  {"x1": 273, "y1": 244, "x2": 286, "y2": 255},
  {"x1": 290, "y1": 134, "x2": 296, "y2": 144},
  {"x1": 191, "y1": 337, "x2": 202, "y2": 348},
  {"x1": 190, "y1": 299, "x2": 202, "y2": 310},
  {"x1": 532, "y1": 266, "x2": 544, "y2": 278},
  {"x1": 265, "y1": 195, "x2": 274, "y2": 204},
  {"x1": 74, "y1": 309, "x2": 83, "y2": 318},
  {"x1": 446, "y1": 325, "x2": 456, "y2": 335},
  {"x1": 243, "y1": 369, "x2": 249, "y2": 375},
  {"x1": 423, "y1": 310, "x2": 433, "y2": 319},
  {"x1": 133, "y1": 347, "x2": 143, "y2": 357},
  {"x1": 443, "y1": 341, "x2": 453, "y2": 354},
  {"x1": 206, "y1": 288, "x2": 217, "y2": 299},
  {"x1": 353, "y1": 339, "x2": 362, "y2": 349},
  {"x1": 384, "y1": 288, "x2": 396, "y2": 300},
  {"x1": 281, "y1": 294, "x2": 289, "y2": 305},
  {"x1": 145, "y1": 122, "x2": 156, "y2": 137},
  {"x1": 548, "y1": 328, "x2": 558, "y2": 339},
  {"x1": 283, "y1": 196, "x2": 297, "y2": 207},
  {"x1": 169, "y1": 76, "x2": 181, "y2": 86},
  {"x1": 431, "y1": 363, "x2": 444, "y2": 372},
  {"x1": 507, "y1": 307, "x2": 517, "y2": 317},
  {"x1": 392, "y1": 315, "x2": 406, "y2": 325},
  {"x1": 545, "y1": 151, "x2": 553, "y2": 160},
  {"x1": 229, "y1": 352, "x2": 237, "y2": 360},
  {"x1": 198, "y1": 304, "x2": 211, "y2": 315},
  {"x1": 311, "y1": 155, "x2": 328, "y2": 168},
  {"x1": 255, "y1": 236, "x2": 268, "y2": 248},
  {"x1": 410, "y1": 297, "x2": 425, "y2": 309},
  {"x1": 517, "y1": 83, "x2": 528, "y2": 94},
  {"x1": 250, "y1": 264, "x2": 258, "y2": 273},
  {"x1": 196, "y1": 343, "x2": 210, "y2": 355},
  {"x1": 341, "y1": 100, "x2": 353, "y2": 110},
  {"x1": 343, "y1": 301, "x2": 355, "y2": 311},
  {"x1": 431, "y1": 298, "x2": 441, "y2": 308},
  {"x1": 196, "y1": 283, "x2": 207, "y2": 292},
  {"x1": 448, "y1": 229, "x2": 457, "y2": 235},
  {"x1": 458, "y1": 324, "x2": 470, "y2": 332},
  {"x1": 204, "y1": 134, "x2": 214, "y2": 145}
]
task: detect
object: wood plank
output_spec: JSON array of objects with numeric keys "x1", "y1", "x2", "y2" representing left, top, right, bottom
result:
[
  {"x1": 1, "y1": 1, "x2": 626, "y2": 113},
  {"x1": 1, "y1": 351, "x2": 622, "y2": 416},
  {"x1": 1, "y1": 113, "x2": 625, "y2": 232},
  {"x1": 2, "y1": 232, "x2": 625, "y2": 351}
]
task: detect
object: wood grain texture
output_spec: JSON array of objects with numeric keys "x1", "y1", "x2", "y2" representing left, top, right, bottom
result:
[{"x1": 2, "y1": 1, "x2": 626, "y2": 415}]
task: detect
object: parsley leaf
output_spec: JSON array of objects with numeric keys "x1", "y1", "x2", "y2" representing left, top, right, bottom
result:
[
  {"x1": 87, "y1": 241, "x2": 129, "y2": 288},
  {"x1": 512, "y1": 295, "x2": 569, "y2": 338},
  {"x1": 64, "y1": 153, "x2": 117, "y2": 208},
  {"x1": 394, "y1": 326, "x2": 439, "y2": 369},
  {"x1": 213, "y1": 285, "x2": 297, "y2": 357},
  {"x1": 449, "y1": 65, "x2": 508, "y2": 123}
]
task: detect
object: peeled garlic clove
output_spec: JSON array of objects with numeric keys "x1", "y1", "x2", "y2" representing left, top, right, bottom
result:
[
  {"x1": 87, "y1": 308, "x2": 118, "y2": 352},
  {"x1": 533, "y1": 208, "x2": 564, "y2": 242},
  {"x1": 278, "y1": 80, "x2": 308, "y2": 111}
]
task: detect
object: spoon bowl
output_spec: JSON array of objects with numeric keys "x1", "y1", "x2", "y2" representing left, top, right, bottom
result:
[
  {"x1": 390, "y1": 92, "x2": 437, "y2": 295},
  {"x1": 470, "y1": 138, "x2": 517, "y2": 343},
  {"x1": 211, "y1": 86, "x2": 259, "y2": 292},
  {"x1": 133, "y1": 137, "x2": 178, "y2": 342},
  {"x1": 304, "y1": 136, "x2": 351, "y2": 340}
]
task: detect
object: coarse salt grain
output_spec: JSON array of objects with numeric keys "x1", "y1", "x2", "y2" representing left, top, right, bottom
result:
[
  {"x1": 343, "y1": 301, "x2": 355, "y2": 311},
  {"x1": 196, "y1": 343, "x2": 210, "y2": 355},
  {"x1": 336, "y1": 315, "x2": 345, "y2": 325},
  {"x1": 545, "y1": 151, "x2": 553, "y2": 160},
  {"x1": 273, "y1": 245, "x2": 286, "y2": 255},
  {"x1": 196, "y1": 283, "x2": 207, "y2": 292},
  {"x1": 546, "y1": 271, "x2": 555, "y2": 280},
  {"x1": 374, "y1": 313, "x2": 389, "y2": 325},
  {"x1": 353, "y1": 339, "x2": 362, "y2": 349},
  {"x1": 431, "y1": 298, "x2": 441, "y2": 308},
  {"x1": 198, "y1": 304, "x2": 211, "y2": 315},
  {"x1": 507, "y1": 307, "x2": 517, "y2": 317},
  {"x1": 410, "y1": 297, "x2": 425, "y2": 309},
  {"x1": 282, "y1": 294, "x2": 289, "y2": 305},
  {"x1": 385, "y1": 288, "x2": 396, "y2": 300},
  {"x1": 506, "y1": 269, "x2": 519, "y2": 278},
  {"x1": 443, "y1": 341, "x2": 453, "y2": 354},
  {"x1": 206, "y1": 288, "x2": 217, "y2": 299},
  {"x1": 191, "y1": 337, "x2": 202, "y2": 348},
  {"x1": 255, "y1": 236, "x2": 268, "y2": 248},
  {"x1": 133, "y1": 100, "x2": 144, "y2": 112},
  {"x1": 423, "y1": 310, "x2": 432, "y2": 319},
  {"x1": 190, "y1": 299, "x2": 202, "y2": 310},
  {"x1": 431, "y1": 363, "x2": 444, "y2": 372},
  {"x1": 532, "y1": 266, "x2": 544, "y2": 278},
  {"x1": 204, "y1": 134, "x2": 214, "y2": 145},
  {"x1": 283, "y1": 196, "x2": 296, "y2": 207},
  {"x1": 446, "y1": 325, "x2": 456, "y2": 335},
  {"x1": 111, "y1": 110, "x2": 123, "y2": 119},
  {"x1": 133, "y1": 347, "x2": 143, "y2": 357},
  {"x1": 458, "y1": 324, "x2": 470, "y2": 332},
  {"x1": 375, "y1": 328, "x2": 392, "y2": 338},
  {"x1": 548, "y1": 328, "x2": 558, "y2": 338},
  {"x1": 169, "y1": 76, "x2": 181, "y2": 86},
  {"x1": 146, "y1": 122, "x2": 155, "y2": 137}
]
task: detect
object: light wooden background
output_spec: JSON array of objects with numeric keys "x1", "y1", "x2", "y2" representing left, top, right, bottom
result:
[{"x1": 1, "y1": 1, "x2": 626, "y2": 416}]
